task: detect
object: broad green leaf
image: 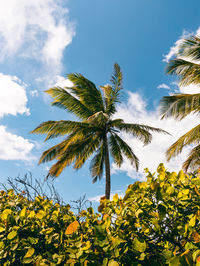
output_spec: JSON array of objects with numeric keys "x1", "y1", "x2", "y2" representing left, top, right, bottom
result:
[
  {"x1": 24, "y1": 247, "x2": 35, "y2": 258},
  {"x1": 108, "y1": 260, "x2": 119, "y2": 266},
  {"x1": 132, "y1": 238, "x2": 146, "y2": 252},
  {"x1": 81, "y1": 241, "x2": 91, "y2": 250},
  {"x1": 36, "y1": 210, "x2": 46, "y2": 219},
  {"x1": 169, "y1": 256, "x2": 180, "y2": 266},
  {"x1": 7, "y1": 230, "x2": 17, "y2": 240},
  {"x1": 189, "y1": 216, "x2": 196, "y2": 227},
  {"x1": 20, "y1": 207, "x2": 26, "y2": 217},
  {"x1": 193, "y1": 250, "x2": 200, "y2": 262},
  {"x1": 113, "y1": 194, "x2": 118, "y2": 203},
  {"x1": 0, "y1": 226, "x2": 5, "y2": 232},
  {"x1": 28, "y1": 210, "x2": 35, "y2": 218}
]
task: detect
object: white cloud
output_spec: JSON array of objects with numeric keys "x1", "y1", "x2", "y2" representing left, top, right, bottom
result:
[
  {"x1": 163, "y1": 30, "x2": 191, "y2": 62},
  {"x1": 0, "y1": 0, "x2": 75, "y2": 74},
  {"x1": 51, "y1": 75, "x2": 73, "y2": 88},
  {"x1": 179, "y1": 84, "x2": 200, "y2": 94},
  {"x1": 0, "y1": 125, "x2": 35, "y2": 161},
  {"x1": 0, "y1": 73, "x2": 29, "y2": 117},
  {"x1": 30, "y1": 90, "x2": 39, "y2": 97},
  {"x1": 111, "y1": 92, "x2": 198, "y2": 180},
  {"x1": 157, "y1": 83, "x2": 170, "y2": 90},
  {"x1": 0, "y1": 73, "x2": 36, "y2": 161}
]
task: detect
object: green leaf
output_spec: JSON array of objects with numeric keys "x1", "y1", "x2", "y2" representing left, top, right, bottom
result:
[
  {"x1": 7, "y1": 230, "x2": 17, "y2": 240},
  {"x1": 108, "y1": 260, "x2": 119, "y2": 266},
  {"x1": 0, "y1": 226, "x2": 5, "y2": 233},
  {"x1": 193, "y1": 250, "x2": 200, "y2": 262},
  {"x1": 169, "y1": 256, "x2": 180, "y2": 266},
  {"x1": 185, "y1": 242, "x2": 197, "y2": 250},
  {"x1": 132, "y1": 238, "x2": 146, "y2": 252},
  {"x1": 24, "y1": 247, "x2": 35, "y2": 258},
  {"x1": 189, "y1": 215, "x2": 196, "y2": 227}
]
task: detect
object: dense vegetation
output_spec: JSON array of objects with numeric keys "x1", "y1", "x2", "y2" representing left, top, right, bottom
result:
[{"x1": 0, "y1": 164, "x2": 200, "y2": 265}]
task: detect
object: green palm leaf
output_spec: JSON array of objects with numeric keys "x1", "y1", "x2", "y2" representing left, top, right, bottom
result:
[
  {"x1": 160, "y1": 93, "x2": 200, "y2": 120},
  {"x1": 166, "y1": 124, "x2": 200, "y2": 161},
  {"x1": 113, "y1": 133, "x2": 139, "y2": 170},
  {"x1": 182, "y1": 144, "x2": 200, "y2": 172},
  {"x1": 46, "y1": 87, "x2": 93, "y2": 119},
  {"x1": 109, "y1": 134, "x2": 123, "y2": 167},
  {"x1": 90, "y1": 143, "x2": 105, "y2": 183},
  {"x1": 67, "y1": 73, "x2": 104, "y2": 113},
  {"x1": 114, "y1": 123, "x2": 168, "y2": 145},
  {"x1": 167, "y1": 59, "x2": 200, "y2": 86}
]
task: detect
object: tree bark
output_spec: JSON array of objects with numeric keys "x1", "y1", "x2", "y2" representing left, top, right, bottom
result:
[{"x1": 104, "y1": 134, "x2": 111, "y2": 199}]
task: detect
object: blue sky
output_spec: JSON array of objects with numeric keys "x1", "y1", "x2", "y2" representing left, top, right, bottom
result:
[{"x1": 0, "y1": 0, "x2": 200, "y2": 204}]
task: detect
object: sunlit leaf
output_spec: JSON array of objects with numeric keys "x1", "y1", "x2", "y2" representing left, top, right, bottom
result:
[{"x1": 65, "y1": 221, "x2": 79, "y2": 235}]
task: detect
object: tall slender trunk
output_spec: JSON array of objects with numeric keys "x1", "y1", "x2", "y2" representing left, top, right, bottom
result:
[{"x1": 104, "y1": 134, "x2": 111, "y2": 199}]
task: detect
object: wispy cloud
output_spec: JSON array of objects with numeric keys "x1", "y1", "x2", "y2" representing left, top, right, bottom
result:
[{"x1": 157, "y1": 83, "x2": 170, "y2": 90}]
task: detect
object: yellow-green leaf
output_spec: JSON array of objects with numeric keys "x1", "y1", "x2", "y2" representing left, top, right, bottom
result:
[
  {"x1": 189, "y1": 216, "x2": 196, "y2": 227},
  {"x1": 81, "y1": 241, "x2": 91, "y2": 250},
  {"x1": 28, "y1": 210, "x2": 35, "y2": 218},
  {"x1": 7, "y1": 230, "x2": 17, "y2": 240},
  {"x1": 0, "y1": 226, "x2": 5, "y2": 232},
  {"x1": 36, "y1": 210, "x2": 46, "y2": 219},
  {"x1": 20, "y1": 207, "x2": 27, "y2": 217},
  {"x1": 108, "y1": 260, "x2": 119, "y2": 266},
  {"x1": 113, "y1": 194, "x2": 118, "y2": 203},
  {"x1": 24, "y1": 247, "x2": 35, "y2": 258}
]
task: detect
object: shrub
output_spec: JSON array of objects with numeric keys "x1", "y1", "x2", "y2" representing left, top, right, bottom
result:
[{"x1": 0, "y1": 164, "x2": 200, "y2": 265}]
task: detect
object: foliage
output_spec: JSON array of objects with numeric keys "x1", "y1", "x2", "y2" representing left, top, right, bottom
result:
[
  {"x1": 0, "y1": 164, "x2": 200, "y2": 265},
  {"x1": 160, "y1": 35, "x2": 200, "y2": 172},
  {"x1": 32, "y1": 63, "x2": 167, "y2": 199}
]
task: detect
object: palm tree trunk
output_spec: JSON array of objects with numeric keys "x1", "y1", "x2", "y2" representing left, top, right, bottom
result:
[{"x1": 104, "y1": 134, "x2": 111, "y2": 199}]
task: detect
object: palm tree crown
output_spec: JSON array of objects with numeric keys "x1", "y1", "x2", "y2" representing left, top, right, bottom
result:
[
  {"x1": 160, "y1": 36, "x2": 200, "y2": 172},
  {"x1": 32, "y1": 64, "x2": 167, "y2": 199}
]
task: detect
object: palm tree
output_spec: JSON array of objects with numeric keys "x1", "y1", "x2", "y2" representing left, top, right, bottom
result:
[
  {"x1": 160, "y1": 36, "x2": 200, "y2": 172},
  {"x1": 32, "y1": 64, "x2": 167, "y2": 199}
]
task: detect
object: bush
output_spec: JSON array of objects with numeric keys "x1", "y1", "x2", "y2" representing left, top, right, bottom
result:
[{"x1": 0, "y1": 164, "x2": 200, "y2": 265}]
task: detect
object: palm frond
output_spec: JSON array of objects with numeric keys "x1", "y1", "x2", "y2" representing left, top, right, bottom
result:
[
  {"x1": 74, "y1": 135, "x2": 102, "y2": 169},
  {"x1": 109, "y1": 134, "x2": 123, "y2": 167},
  {"x1": 182, "y1": 144, "x2": 200, "y2": 172},
  {"x1": 31, "y1": 120, "x2": 100, "y2": 141},
  {"x1": 167, "y1": 59, "x2": 200, "y2": 86},
  {"x1": 113, "y1": 133, "x2": 139, "y2": 170},
  {"x1": 100, "y1": 63, "x2": 123, "y2": 115},
  {"x1": 38, "y1": 138, "x2": 70, "y2": 164},
  {"x1": 48, "y1": 135, "x2": 101, "y2": 177},
  {"x1": 160, "y1": 93, "x2": 200, "y2": 120},
  {"x1": 67, "y1": 73, "x2": 104, "y2": 113},
  {"x1": 110, "y1": 63, "x2": 123, "y2": 90},
  {"x1": 178, "y1": 36, "x2": 200, "y2": 60},
  {"x1": 45, "y1": 87, "x2": 93, "y2": 119},
  {"x1": 90, "y1": 143, "x2": 105, "y2": 183},
  {"x1": 166, "y1": 124, "x2": 200, "y2": 161},
  {"x1": 114, "y1": 123, "x2": 168, "y2": 145}
]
